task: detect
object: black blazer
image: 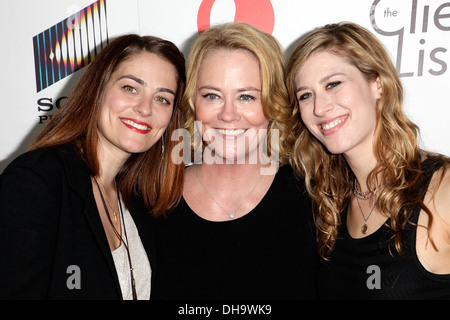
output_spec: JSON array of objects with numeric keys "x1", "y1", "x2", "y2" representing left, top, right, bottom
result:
[{"x1": 0, "y1": 144, "x2": 157, "y2": 299}]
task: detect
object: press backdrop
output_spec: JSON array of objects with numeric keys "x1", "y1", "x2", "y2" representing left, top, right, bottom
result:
[{"x1": 1, "y1": 0, "x2": 449, "y2": 172}]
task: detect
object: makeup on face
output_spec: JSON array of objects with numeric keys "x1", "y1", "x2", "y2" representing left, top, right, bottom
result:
[
  {"x1": 295, "y1": 50, "x2": 381, "y2": 155},
  {"x1": 97, "y1": 52, "x2": 177, "y2": 156},
  {"x1": 194, "y1": 48, "x2": 269, "y2": 161}
]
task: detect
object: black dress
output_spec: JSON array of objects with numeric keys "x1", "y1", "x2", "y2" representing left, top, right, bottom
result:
[
  {"x1": 152, "y1": 165, "x2": 318, "y2": 300},
  {"x1": 318, "y1": 158, "x2": 450, "y2": 299}
]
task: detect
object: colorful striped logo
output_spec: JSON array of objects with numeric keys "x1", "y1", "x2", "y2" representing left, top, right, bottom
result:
[{"x1": 33, "y1": 0, "x2": 109, "y2": 92}]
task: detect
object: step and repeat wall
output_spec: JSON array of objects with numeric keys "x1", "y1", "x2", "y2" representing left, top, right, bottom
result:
[{"x1": 1, "y1": 0, "x2": 449, "y2": 171}]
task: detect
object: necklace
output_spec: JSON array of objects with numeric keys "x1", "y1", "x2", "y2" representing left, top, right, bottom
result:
[
  {"x1": 94, "y1": 179, "x2": 119, "y2": 223},
  {"x1": 353, "y1": 178, "x2": 374, "y2": 200},
  {"x1": 196, "y1": 165, "x2": 263, "y2": 219},
  {"x1": 93, "y1": 178, "x2": 138, "y2": 300},
  {"x1": 356, "y1": 196, "x2": 376, "y2": 234}
]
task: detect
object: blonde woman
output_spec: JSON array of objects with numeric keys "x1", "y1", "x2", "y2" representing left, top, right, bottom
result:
[
  {"x1": 153, "y1": 23, "x2": 318, "y2": 300},
  {"x1": 286, "y1": 22, "x2": 450, "y2": 299}
]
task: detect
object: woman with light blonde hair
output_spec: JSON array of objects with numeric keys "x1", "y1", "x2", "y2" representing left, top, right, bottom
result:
[
  {"x1": 286, "y1": 22, "x2": 450, "y2": 299},
  {"x1": 153, "y1": 22, "x2": 318, "y2": 300},
  {"x1": 182, "y1": 22, "x2": 294, "y2": 164}
]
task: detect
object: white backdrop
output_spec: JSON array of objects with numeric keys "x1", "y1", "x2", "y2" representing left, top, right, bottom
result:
[{"x1": 1, "y1": 0, "x2": 449, "y2": 172}]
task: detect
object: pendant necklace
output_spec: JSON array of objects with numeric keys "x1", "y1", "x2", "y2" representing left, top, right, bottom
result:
[
  {"x1": 93, "y1": 177, "x2": 138, "y2": 300},
  {"x1": 356, "y1": 196, "x2": 376, "y2": 234},
  {"x1": 354, "y1": 178, "x2": 376, "y2": 234},
  {"x1": 94, "y1": 179, "x2": 119, "y2": 223},
  {"x1": 196, "y1": 165, "x2": 263, "y2": 220}
]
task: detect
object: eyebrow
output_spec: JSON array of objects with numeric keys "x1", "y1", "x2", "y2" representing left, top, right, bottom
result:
[
  {"x1": 198, "y1": 86, "x2": 261, "y2": 92},
  {"x1": 117, "y1": 74, "x2": 147, "y2": 86},
  {"x1": 237, "y1": 86, "x2": 261, "y2": 92},
  {"x1": 157, "y1": 87, "x2": 175, "y2": 95},
  {"x1": 295, "y1": 72, "x2": 346, "y2": 93},
  {"x1": 118, "y1": 74, "x2": 175, "y2": 95}
]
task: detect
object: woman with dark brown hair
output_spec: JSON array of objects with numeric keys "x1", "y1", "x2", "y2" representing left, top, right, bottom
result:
[{"x1": 0, "y1": 34, "x2": 185, "y2": 299}]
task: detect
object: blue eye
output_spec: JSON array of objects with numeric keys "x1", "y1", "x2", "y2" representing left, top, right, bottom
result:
[
  {"x1": 240, "y1": 94, "x2": 256, "y2": 102},
  {"x1": 202, "y1": 93, "x2": 219, "y2": 100},
  {"x1": 298, "y1": 92, "x2": 313, "y2": 101},
  {"x1": 326, "y1": 81, "x2": 341, "y2": 89}
]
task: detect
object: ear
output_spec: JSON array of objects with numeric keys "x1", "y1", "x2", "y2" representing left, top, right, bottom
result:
[{"x1": 373, "y1": 76, "x2": 382, "y2": 99}]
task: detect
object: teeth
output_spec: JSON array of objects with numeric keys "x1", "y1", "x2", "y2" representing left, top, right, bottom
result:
[
  {"x1": 121, "y1": 119, "x2": 151, "y2": 130},
  {"x1": 321, "y1": 118, "x2": 344, "y2": 130},
  {"x1": 217, "y1": 129, "x2": 246, "y2": 136}
]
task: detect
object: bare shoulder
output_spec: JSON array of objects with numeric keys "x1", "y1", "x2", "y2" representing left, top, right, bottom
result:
[
  {"x1": 426, "y1": 165, "x2": 450, "y2": 235},
  {"x1": 417, "y1": 164, "x2": 450, "y2": 274},
  {"x1": 430, "y1": 166, "x2": 450, "y2": 217}
]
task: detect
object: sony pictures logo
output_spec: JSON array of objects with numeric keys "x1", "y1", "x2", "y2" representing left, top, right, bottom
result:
[
  {"x1": 34, "y1": 0, "x2": 108, "y2": 124},
  {"x1": 33, "y1": 0, "x2": 108, "y2": 93},
  {"x1": 370, "y1": 0, "x2": 450, "y2": 77}
]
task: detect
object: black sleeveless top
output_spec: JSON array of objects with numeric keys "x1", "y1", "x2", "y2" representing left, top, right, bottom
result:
[
  {"x1": 152, "y1": 165, "x2": 318, "y2": 300},
  {"x1": 318, "y1": 158, "x2": 450, "y2": 299}
]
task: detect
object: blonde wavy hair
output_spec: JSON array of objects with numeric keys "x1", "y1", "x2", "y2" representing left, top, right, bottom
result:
[
  {"x1": 286, "y1": 22, "x2": 448, "y2": 259},
  {"x1": 181, "y1": 22, "x2": 295, "y2": 164}
]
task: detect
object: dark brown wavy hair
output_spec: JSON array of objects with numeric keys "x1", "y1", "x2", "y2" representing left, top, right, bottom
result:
[
  {"x1": 29, "y1": 34, "x2": 186, "y2": 217},
  {"x1": 286, "y1": 22, "x2": 449, "y2": 259}
]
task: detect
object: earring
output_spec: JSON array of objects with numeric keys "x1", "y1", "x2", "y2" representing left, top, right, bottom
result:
[{"x1": 161, "y1": 134, "x2": 165, "y2": 158}]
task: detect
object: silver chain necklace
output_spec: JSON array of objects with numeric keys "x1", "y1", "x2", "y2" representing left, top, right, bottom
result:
[
  {"x1": 196, "y1": 165, "x2": 263, "y2": 219},
  {"x1": 353, "y1": 178, "x2": 385, "y2": 234},
  {"x1": 353, "y1": 178, "x2": 374, "y2": 200}
]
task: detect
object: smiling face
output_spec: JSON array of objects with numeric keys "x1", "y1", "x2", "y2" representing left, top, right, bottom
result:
[
  {"x1": 294, "y1": 50, "x2": 381, "y2": 157},
  {"x1": 194, "y1": 48, "x2": 269, "y2": 163},
  {"x1": 97, "y1": 51, "x2": 177, "y2": 159}
]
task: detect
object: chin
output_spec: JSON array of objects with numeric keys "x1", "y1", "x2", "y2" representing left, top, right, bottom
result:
[
  {"x1": 122, "y1": 143, "x2": 153, "y2": 155},
  {"x1": 322, "y1": 143, "x2": 348, "y2": 155}
]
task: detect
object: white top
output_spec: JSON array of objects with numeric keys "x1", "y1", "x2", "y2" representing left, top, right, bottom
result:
[{"x1": 111, "y1": 198, "x2": 151, "y2": 300}]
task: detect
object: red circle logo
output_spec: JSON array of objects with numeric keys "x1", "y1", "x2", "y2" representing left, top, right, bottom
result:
[{"x1": 197, "y1": 0, "x2": 275, "y2": 34}]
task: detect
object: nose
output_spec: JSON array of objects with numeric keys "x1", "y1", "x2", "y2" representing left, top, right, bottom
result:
[
  {"x1": 218, "y1": 98, "x2": 240, "y2": 122},
  {"x1": 313, "y1": 93, "x2": 333, "y2": 117},
  {"x1": 133, "y1": 99, "x2": 153, "y2": 117}
]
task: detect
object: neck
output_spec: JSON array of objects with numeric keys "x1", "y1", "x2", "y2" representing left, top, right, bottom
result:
[
  {"x1": 199, "y1": 162, "x2": 269, "y2": 179},
  {"x1": 192, "y1": 161, "x2": 274, "y2": 221},
  {"x1": 95, "y1": 147, "x2": 129, "y2": 189},
  {"x1": 198, "y1": 162, "x2": 271, "y2": 196},
  {"x1": 344, "y1": 150, "x2": 378, "y2": 192}
]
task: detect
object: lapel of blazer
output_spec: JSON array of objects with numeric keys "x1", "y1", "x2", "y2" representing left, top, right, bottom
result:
[{"x1": 57, "y1": 144, "x2": 123, "y2": 298}]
